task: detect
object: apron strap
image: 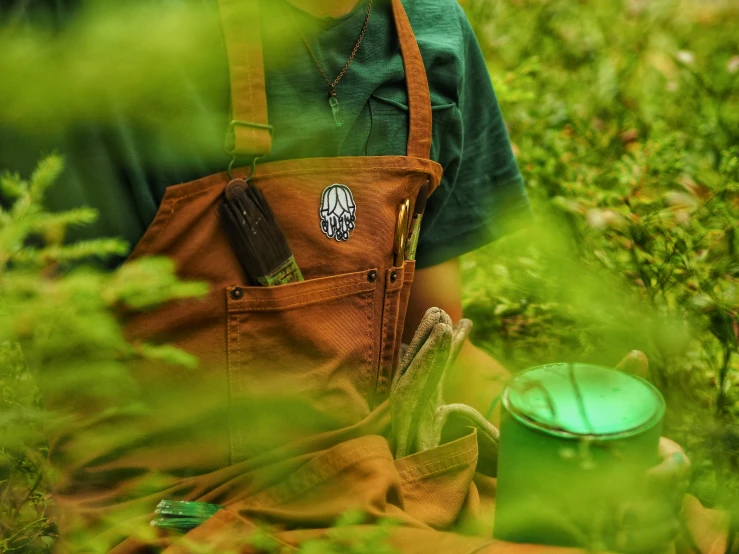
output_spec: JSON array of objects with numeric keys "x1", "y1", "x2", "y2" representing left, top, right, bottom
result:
[
  {"x1": 218, "y1": 0, "x2": 273, "y2": 160},
  {"x1": 391, "y1": 0, "x2": 433, "y2": 160},
  {"x1": 218, "y1": 0, "x2": 433, "y2": 162}
]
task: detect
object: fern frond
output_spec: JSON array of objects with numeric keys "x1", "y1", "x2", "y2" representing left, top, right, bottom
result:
[
  {"x1": 108, "y1": 257, "x2": 208, "y2": 309},
  {"x1": 10, "y1": 238, "x2": 129, "y2": 265},
  {"x1": 28, "y1": 154, "x2": 64, "y2": 202},
  {"x1": 133, "y1": 343, "x2": 199, "y2": 369},
  {"x1": 28, "y1": 208, "x2": 100, "y2": 230},
  {"x1": 0, "y1": 171, "x2": 25, "y2": 200}
]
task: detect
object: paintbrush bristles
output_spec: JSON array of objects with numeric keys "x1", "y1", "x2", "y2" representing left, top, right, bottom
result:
[{"x1": 219, "y1": 179, "x2": 303, "y2": 286}]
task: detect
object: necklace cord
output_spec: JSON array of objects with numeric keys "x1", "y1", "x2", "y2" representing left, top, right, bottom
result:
[{"x1": 291, "y1": 0, "x2": 373, "y2": 96}]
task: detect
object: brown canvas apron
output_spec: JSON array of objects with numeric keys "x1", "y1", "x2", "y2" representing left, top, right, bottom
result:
[{"x1": 48, "y1": 1, "x2": 729, "y2": 553}]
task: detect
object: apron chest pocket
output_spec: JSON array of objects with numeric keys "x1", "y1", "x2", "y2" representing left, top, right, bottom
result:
[{"x1": 226, "y1": 269, "x2": 378, "y2": 463}]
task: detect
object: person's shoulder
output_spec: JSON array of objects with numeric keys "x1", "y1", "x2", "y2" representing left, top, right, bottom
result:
[
  {"x1": 402, "y1": 0, "x2": 470, "y2": 58},
  {"x1": 402, "y1": 0, "x2": 469, "y2": 37},
  {"x1": 403, "y1": 0, "x2": 466, "y2": 16}
]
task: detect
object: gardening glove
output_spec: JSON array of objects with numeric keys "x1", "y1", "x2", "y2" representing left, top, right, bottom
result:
[
  {"x1": 613, "y1": 351, "x2": 691, "y2": 553},
  {"x1": 391, "y1": 308, "x2": 500, "y2": 463},
  {"x1": 391, "y1": 307, "x2": 452, "y2": 459}
]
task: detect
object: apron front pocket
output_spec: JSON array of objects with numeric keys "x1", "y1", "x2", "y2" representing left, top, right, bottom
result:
[
  {"x1": 371, "y1": 261, "x2": 416, "y2": 407},
  {"x1": 226, "y1": 269, "x2": 378, "y2": 463}
]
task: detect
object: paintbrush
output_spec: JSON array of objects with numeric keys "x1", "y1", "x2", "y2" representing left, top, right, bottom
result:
[
  {"x1": 405, "y1": 181, "x2": 429, "y2": 261},
  {"x1": 219, "y1": 179, "x2": 304, "y2": 286},
  {"x1": 150, "y1": 500, "x2": 222, "y2": 531}
]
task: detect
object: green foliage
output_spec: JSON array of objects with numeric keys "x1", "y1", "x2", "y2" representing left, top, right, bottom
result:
[
  {"x1": 166, "y1": 512, "x2": 400, "y2": 554},
  {"x1": 242, "y1": 512, "x2": 400, "y2": 554},
  {"x1": 2, "y1": 0, "x2": 738, "y2": 550},
  {"x1": 0, "y1": 157, "x2": 208, "y2": 552},
  {"x1": 0, "y1": 0, "x2": 294, "y2": 145},
  {"x1": 461, "y1": 0, "x2": 739, "y2": 510},
  {"x1": 0, "y1": 2, "x2": 219, "y2": 135},
  {"x1": 294, "y1": 512, "x2": 399, "y2": 554}
]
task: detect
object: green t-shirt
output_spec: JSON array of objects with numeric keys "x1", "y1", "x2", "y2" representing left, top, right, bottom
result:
[{"x1": 0, "y1": 0, "x2": 530, "y2": 269}]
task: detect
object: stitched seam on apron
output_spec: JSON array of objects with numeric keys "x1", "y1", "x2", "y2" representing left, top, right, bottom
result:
[
  {"x1": 232, "y1": 289, "x2": 375, "y2": 312},
  {"x1": 384, "y1": 285, "x2": 402, "y2": 392},
  {"x1": 229, "y1": 281, "x2": 374, "y2": 305},
  {"x1": 236, "y1": 314, "x2": 244, "y2": 463},
  {"x1": 131, "y1": 200, "x2": 176, "y2": 258},
  {"x1": 227, "y1": 310, "x2": 245, "y2": 464},
  {"x1": 376, "y1": 291, "x2": 391, "y2": 400},
  {"x1": 248, "y1": 445, "x2": 391, "y2": 508},
  {"x1": 400, "y1": 460, "x2": 475, "y2": 485},
  {"x1": 402, "y1": 261, "x2": 415, "y2": 282},
  {"x1": 397, "y1": 446, "x2": 478, "y2": 481},
  {"x1": 371, "y1": 270, "x2": 402, "y2": 405},
  {"x1": 365, "y1": 290, "x2": 376, "y2": 398},
  {"x1": 162, "y1": 160, "x2": 441, "y2": 200},
  {"x1": 396, "y1": 446, "x2": 478, "y2": 473},
  {"x1": 168, "y1": 187, "x2": 213, "y2": 204},
  {"x1": 131, "y1": 189, "x2": 211, "y2": 258},
  {"x1": 154, "y1": 161, "x2": 439, "y2": 207},
  {"x1": 214, "y1": 510, "x2": 299, "y2": 552},
  {"x1": 244, "y1": 16, "x2": 256, "y2": 151}
]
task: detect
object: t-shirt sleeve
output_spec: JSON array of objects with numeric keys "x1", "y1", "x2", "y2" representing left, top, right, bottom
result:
[{"x1": 413, "y1": 3, "x2": 532, "y2": 269}]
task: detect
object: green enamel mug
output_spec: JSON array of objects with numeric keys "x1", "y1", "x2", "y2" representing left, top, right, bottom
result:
[{"x1": 493, "y1": 363, "x2": 665, "y2": 549}]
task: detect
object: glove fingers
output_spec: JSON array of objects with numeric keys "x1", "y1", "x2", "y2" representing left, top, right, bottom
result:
[
  {"x1": 393, "y1": 322, "x2": 452, "y2": 458},
  {"x1": 448, "y1": 319, "x2": 473, "y2": 370},
  {"x1": 406, "y1": 322, "x2": 453, "y2": 395},
  {"x1": 425, "y1": 403, "x2": 500, "y2": 454},
  {"x1": 396, "y1": 307, "x2": 451, "y2": 388}
]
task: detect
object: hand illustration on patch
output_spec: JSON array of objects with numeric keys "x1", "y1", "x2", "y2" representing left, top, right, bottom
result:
[{"x1": 320, "y1": 184, "x2": 356, "y2": 242}]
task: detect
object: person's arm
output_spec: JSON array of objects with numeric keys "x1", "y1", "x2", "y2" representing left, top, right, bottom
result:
[
  {"x1": 404, "y1": 257, "x2": 509, "y2": 417},
  {"x1": 402, "y1": 2, "x2": 530, "y2": 417}
]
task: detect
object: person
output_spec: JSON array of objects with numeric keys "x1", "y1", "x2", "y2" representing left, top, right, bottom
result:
[{"x1": 0, "y1": 0, "x2": 728, "y2": 553}]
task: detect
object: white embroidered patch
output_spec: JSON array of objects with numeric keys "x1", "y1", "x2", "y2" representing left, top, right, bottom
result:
[{"x1": 319, "y1": 184, "x2": 356, "y2": 242}]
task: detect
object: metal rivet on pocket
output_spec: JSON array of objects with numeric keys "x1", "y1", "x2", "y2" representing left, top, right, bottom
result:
[
  {"x1": 390, "y1": 270, "x2": 398, "y2": 283},
  {"x1": 230, "y1": 287, "x2": 244, "y2": 300},
  {"x1": 367, "y1": 270, "x2": 378, "y2": 283}
]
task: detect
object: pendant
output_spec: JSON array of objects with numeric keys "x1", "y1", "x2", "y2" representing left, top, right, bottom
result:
[{"x1": 328, "y1": 91, "x2": 344, "y2": 128}]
